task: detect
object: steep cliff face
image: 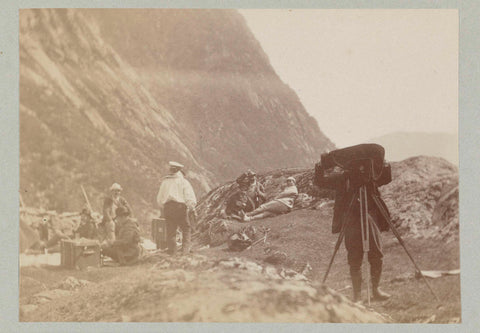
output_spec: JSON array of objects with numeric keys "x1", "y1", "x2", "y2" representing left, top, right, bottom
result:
[{"x1": 19, "y1": 9, "x2": 334, "y2": 214}]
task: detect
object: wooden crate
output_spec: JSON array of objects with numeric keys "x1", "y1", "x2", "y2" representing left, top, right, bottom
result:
[{"x1": 61, "y1": 239, "x2": 101, "y2": 270}]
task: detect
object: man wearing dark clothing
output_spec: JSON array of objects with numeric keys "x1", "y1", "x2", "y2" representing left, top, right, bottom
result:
[
  {"x1": 224, "y1": 189, "x2": 249, "y2": 220},
  {"x1": 314, "y1": 162, "x2": 391, "y2": 302},
  {"x1": 236, "y1": 170, "x2": 266, "y2": 212},
  {"x1": 76, "y1": 208, "x2": 98, "y2": 239},
  {"x1": 102, "y1": 206, "x2": 141, "y2": 265}
]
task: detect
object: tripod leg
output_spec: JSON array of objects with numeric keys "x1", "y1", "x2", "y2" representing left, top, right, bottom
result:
[
  {"x1": 322, "y1": 193, "x2": 358, "y2": 284},
  {"x1": 360, "y1": 185, "x2": 371, "y2": 305},
  {"x1": 371, "y1": 195, "x2": 441, "y2": 303}
]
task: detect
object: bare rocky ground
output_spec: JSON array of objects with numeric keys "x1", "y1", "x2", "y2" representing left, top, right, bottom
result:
[{"x1": 20, "y1": 208, "x2": 460, "y2": 323}]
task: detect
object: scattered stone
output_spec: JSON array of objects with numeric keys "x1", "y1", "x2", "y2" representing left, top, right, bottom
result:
[
  {"x1": 217, "y1": 257, "x2": 263, "y2": 274},
  {"x1": 390, "y1": 272, "x2": 414, "y2": 283},
  {"x1": 279, "y1": 268, "x2": 308, "y2": 281},
  {"x1": 262, "y1": 266, "x2": 280, "y2": 279},
  {"x1": 56, "y1": 276, "x2": 91, "y2": 290},
  {"x1": 227, "y1": 233, "x2": 253, "y2": 251},
  {"x1": 264, "y1": 251, "x2": 287, "y2": 264},
  {"x1": 301, "y1": 262, "x2": 313, "y2": 276}
]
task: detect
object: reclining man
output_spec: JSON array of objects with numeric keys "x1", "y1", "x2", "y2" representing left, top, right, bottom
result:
[
  {"x1": 242, "y1": 177, "x2": 298, "y2": 222},
  {"x1": 314, "y1": 158, "x2": 391, "y2": 302},
  {"x1": 101, "y1": 206, "x2": 141, "y2": 266}
]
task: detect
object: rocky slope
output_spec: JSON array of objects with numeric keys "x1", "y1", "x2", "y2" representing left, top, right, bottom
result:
[
  {"x1": 20, "y1": 254, "x2": 386, "y2": 322},
  {"x1": 380, "y1": 156, "x2": 459, "y2": 241},
  {"x1": 19, "y1": 9, "x2": 334, "y2": 218}
]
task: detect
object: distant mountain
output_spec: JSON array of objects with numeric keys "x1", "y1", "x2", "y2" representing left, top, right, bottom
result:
[
  {"x1": 366, "y1": 132, "x2": 458, "y2": 165},
  {"x1": 19, "y1": 9, "x2": 334, "y2": 216}
]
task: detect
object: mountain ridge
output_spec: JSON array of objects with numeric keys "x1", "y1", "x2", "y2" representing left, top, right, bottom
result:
[
  {"x1": 19, "y1": 9, "x2": 334, "y2": 218},
  {"x1": 366, "y1": 131, "x2": 458, "y2": 165}
]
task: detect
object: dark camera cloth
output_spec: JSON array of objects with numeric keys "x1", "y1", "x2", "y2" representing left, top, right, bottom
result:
[{"x1": 314, "y1": 164, "x2": 391, "y2": 233}]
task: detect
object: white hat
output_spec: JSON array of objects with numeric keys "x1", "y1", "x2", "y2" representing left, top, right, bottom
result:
[
  {"x1": 110, "y1": 183, "x2": 123, "y2": 191},
  {"x1": 169, "y1": 161, "x2": 184, "y2": 169},
  {"x1": 287, "y1": 177, "x2": 296, "y2": 184}
]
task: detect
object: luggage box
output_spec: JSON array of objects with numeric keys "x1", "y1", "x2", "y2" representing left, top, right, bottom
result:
[
  {"x1": 151, "y1": 218, "x2": 167, "y2": 250},
  {"x1": 61, "y1": 239, "x2": 101, "y2": 270}
]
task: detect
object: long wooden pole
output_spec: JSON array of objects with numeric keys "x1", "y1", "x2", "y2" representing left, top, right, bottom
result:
[{"x1": 80, "y1": 185, "x2": 93, "y2": 212}]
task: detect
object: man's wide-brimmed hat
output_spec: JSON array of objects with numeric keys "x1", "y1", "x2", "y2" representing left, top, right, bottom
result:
[
  {"x1": 110, "y1": 183, "x2": 123, "y2": 191},
  {"x1": 169, "y1": 161, "x2": 184, "y2": 169}
]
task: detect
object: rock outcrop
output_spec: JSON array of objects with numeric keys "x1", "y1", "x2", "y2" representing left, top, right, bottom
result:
[{"x1": 380, "y1": 156, "x2": 459, "y2": 242}]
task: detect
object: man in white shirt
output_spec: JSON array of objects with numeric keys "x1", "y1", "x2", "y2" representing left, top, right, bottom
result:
[{"x1": 157, "y1": 161, "x2": 197, "y2": 255}]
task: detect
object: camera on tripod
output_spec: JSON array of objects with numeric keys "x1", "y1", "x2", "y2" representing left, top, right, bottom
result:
[{"x1": 317, "y1": 143, "x2": 392, "y2": 187}]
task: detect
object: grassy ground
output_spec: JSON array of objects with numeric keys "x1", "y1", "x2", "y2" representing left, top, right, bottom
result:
[
  {"x1": 20, "y1": 208, "x2": 460, "y2": 323},
  {"x1": 200, "y1": 208, "x2": 461, "y2": 323}
]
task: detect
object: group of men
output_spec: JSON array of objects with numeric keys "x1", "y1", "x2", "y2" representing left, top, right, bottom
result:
[
  {"x1": 72, "y1": 157, "x2": 392, "y2": 303},
  {"x1": 69, "y1": 182, "x2": 141, "y2": 266}
]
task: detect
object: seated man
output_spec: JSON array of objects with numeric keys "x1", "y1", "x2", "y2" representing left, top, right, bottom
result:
[
  {"x1": 31, "y1": 212, "x2": 73, "y2": 253},
  {"x1": 101, "y1": 206, "x2": 141, "y2": 265},
  {"x1": 242, "y1": 177, "x2": 298, "y2": 222},
  {"x1": 75, "y1": 207, "x2": 98, "y2": 239}
]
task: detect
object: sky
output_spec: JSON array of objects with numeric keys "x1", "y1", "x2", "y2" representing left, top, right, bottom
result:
[{"x1": 239, "y1": 9, "x2": 458, "y2": 148}]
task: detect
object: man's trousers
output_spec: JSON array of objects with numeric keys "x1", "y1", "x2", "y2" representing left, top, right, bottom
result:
[{"x1": 164, "y1": 201, "x2": 191, "y2": 255}]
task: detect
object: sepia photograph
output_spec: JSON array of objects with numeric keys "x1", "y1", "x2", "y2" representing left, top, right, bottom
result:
[{"x1": 15, "y1": 6, "x2": 461, "y2": 324}]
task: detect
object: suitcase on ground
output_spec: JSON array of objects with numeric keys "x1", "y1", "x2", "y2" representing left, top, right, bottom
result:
[
  {"x1": 151, "y1": 218, "x2": 167, "y2": 250},
  {"x1": 61, "y1": 239, "x2": 101, "y2": 269}
]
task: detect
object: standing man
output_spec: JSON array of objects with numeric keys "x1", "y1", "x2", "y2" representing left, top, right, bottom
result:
[
  {"x1": 101, "y1": 183, "x2": 132, "y2": 238},
  {"x1": 314, "y1": 160, "x2": 391, "y2": 303},
  {"x1": 157, "y1": 161, "x2": 197, "y2": 255}
]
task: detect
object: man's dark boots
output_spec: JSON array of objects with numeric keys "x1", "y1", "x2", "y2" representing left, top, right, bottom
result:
[
  {"x1": 371, "y1": 261, "x2": 391, "y2": 301},
  {"x1": 350, "y1": 268, "x2": 362, "y2": 302}
]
